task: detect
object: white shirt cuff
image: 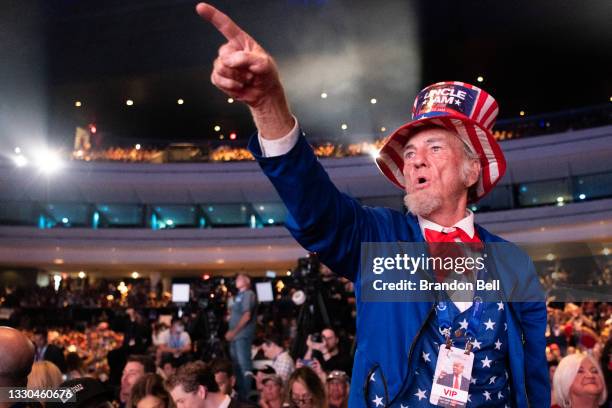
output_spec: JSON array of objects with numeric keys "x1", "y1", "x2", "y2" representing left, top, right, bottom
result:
[{"x1": 258, "y1": 117, "x2": 300, "y2": 157}]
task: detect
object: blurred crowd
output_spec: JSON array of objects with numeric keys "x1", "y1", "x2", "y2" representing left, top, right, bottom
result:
[
  {"x1": 68, "y1": 104, "x2": 612, "y2": 164},
  {"x1": 0, "y1": 262, "x2": 610, "y2": 407}
]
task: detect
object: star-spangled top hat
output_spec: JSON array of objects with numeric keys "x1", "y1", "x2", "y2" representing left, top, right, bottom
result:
[{"x1": 375, "y1": 81, "x2": 506, "y2": 202}]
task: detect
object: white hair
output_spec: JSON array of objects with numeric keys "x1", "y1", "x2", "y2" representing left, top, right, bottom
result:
[{"x1": 553, "y1": 353, "x2": 607, "y2": 408}]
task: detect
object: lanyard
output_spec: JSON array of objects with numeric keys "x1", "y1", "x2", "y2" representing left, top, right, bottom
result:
[{"x1": 436, "y1": 262, "x2": 488, "y2": 352}]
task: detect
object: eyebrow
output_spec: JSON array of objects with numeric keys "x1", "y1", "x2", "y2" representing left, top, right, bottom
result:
[{"x1": 404, "y1": 137, "x2": 446, "y2": 150}]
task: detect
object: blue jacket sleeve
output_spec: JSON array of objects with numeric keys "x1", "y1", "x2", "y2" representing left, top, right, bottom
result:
[
  {"x1": 249, "y1": 132, "x2": 375, "y2": 281},
  {"x1": 516, "y1": 260, "x2": 551, "y2": 407}
]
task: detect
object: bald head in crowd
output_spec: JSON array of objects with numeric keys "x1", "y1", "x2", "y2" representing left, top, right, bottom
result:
[
  {"x1": 0, "y1": 327, "x2": 35, "y2": 388},
  {"x1": 0, "y1": 327, "x2": 35, "y2": 408}
]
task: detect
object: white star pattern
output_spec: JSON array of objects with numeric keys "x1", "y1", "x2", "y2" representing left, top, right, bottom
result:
[
  {"x1": 498, "y1": 391, "x2": 504, "y2": 399},
  {"x1": 467, "y1": 394, "x2": 472, "y2": 402},
  {"x1": 483, "y1": 390, "x2": 491, "y2": 401},
  {"x1": 504, "y1": 322, "x2": 507, "y2": 331},
  {"x1": 505, "y1": 370, "x2": 509, "y2": 379},
  {"x1": 422, "y1": 352, "x2": 431, "y2": 363},
  {"x1": 489, "y1": 376, "x2": 497, "y2": 384},
  {"x1": 484, "y1": 318, "x2": 496, "y2": 330},
  {"x1": 414, "y1": 388, "x2": 427, "y2": 401},
  {"x1": 481, "y1": 355, "x2": 492, "y2": 368},
  {"x1": 458, "y1": 318, "x2": 469, "y2": 330},
  {"x1": 370, "y1": 373, "x2": 376, "y2": 382},
  {"x1": 400, "y1": 404, "x2": 408, "y2": 408},
  {"x1": 372, "y1": 395, "x2": 384, "y2": 407},
  {"x1": 415, "y1": 370, "x2": 419, "y2": 375},
  {"x1": 471, "y1": 338, "x2": 482, "y2": 349},
  {"x1": 497, "y1": 301, "x2": 504, "y2": 310},
  {"x1": 470, "y1": 378, "x2": 477, "y2": 385},
  {"x1": 494, "y1": 339, "x2": 503, "y2": 350}
]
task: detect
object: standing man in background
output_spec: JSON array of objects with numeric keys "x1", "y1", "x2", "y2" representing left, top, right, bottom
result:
[{"x1": 226, "y1": 273, "x2": 257, "y2": 400}]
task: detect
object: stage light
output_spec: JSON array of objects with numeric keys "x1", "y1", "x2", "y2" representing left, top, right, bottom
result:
[
  {"x1": 14, "y1": 147, "x2": 21, "y2": 154},
  {"x1": 556, "y1": 196, "x2": 564, "y2": 203},
  {"x1": 126, "y1": 99, "x2": 134, "y2": 106},
  {"x1": 131, "y1": 271, "x2": 140, "y2": 279},
  {"x1": 229, "y1": 132, "x2": 237, "y2": 140},
  {"x1": 370, "y1": 98, "x2": 377, "y2": 104},
  {"x1": 380, "y1": 127, "x2": 387, "y2": 132},
  {"x1": 135, "y1": 144, "x2": 141, "y2": 150},
  {"x1": 366, "y1": 145, "x2": 379, "y2": 160},
  {"x1": 603, "y1": 248, "x2": 610, "y2": 256},
  {"x1": 341, "y1": 123, "x2": 348, "y2": 130},
  {"x1": 203, "y1": 274, "x2": 211, "y2": 280},
  {"x1": 75, "y1": 101, "x2": 82, "y2": 107},
  {"x1": 579, "y1": 194, "x2": 586, "y2": 200},
  {"x1": 267, "y1": 218, "x2": 274, "y2": 224},
  {"x1": 89, "y1": 124, "x2": 97, "y2": 134},
  {"x1": 13, "y1": 155, "x2": 28, "y2": 167},
  {"x1": 78, "y1": 271, "x2": 86, "y2": 279},
  {"x1": 227, "y1": 98, "x2": 234, "y2": 103},
  {"x1": 259, "y1": 205, "x2": 264, "y2": 210},
  {"x1": 519, "y1": 110, "x2": 525, "y2": 116},
  {"x1": 321, "y1": 92, "x2": 328, "y2": 99},
  {"x1": 62, "y1": 217, "x2": 69, "y2": 224},
  {"x1": 477, "y1": 76, "x2": 484, "y2": 83},
  {"x1": 219, "y1": 135, "x2": 224, "y2": 140},
  {"x1": 34, "y1": 149, "x2": 63, "y2": 174},
  {"x1": 177, "y1": 98, "x2": 184, "y2": 105},
  {"x1": 166, "y1": 219, "x2": 174, "y2": 226},
  {"x1": 546, "y1": 253, "x2": 555, "y2": 261},
  {"x1": 53, "y1": 274, "x2": 62, "y2": 291},
  {"x1": 214, "y1": 125, "x2": 221, "y2": 132}
]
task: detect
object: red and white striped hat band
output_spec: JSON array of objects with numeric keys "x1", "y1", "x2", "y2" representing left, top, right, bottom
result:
[{"x1": 375, "y1": 81, "x2": 507, "y2": 203}]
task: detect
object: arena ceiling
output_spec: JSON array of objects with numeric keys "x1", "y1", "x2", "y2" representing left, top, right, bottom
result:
[{"x1": 0, "y1": 0, "x2": 610, "y2": 151}]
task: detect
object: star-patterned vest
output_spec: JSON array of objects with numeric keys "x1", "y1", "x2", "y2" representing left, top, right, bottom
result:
[{"x1": 366, "y1": 301, "x2": 510, "y2": 407}]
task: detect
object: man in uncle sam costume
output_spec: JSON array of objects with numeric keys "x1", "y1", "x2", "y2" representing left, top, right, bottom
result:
[{"x1": 197, "y1": 3, "x2": 548, "y2": 407}]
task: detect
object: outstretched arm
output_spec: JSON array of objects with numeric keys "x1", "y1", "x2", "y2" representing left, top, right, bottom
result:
[{"x1": 195, "y1": 3, "x2": 295, "y2": 139}]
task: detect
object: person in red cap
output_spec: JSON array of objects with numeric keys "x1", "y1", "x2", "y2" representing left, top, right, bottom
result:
[{"x1": 195, "y1": 3, "x2": 548, "y2": 407}]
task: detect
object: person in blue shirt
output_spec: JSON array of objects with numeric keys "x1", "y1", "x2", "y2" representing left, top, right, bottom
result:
[{"x1": 195, "y1": 3, "x2": 549, "y2": 407}]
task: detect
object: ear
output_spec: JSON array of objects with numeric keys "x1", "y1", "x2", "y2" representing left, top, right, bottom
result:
[
  {"x1": 197, "y1": 385, "x2": 207, "y2": 400},
  {"x1": 231, "y1": 376, "x2": 237, "y2": 388},
  {"x1": 464, "y1": 159, "x2": 481, "y2": 189}
]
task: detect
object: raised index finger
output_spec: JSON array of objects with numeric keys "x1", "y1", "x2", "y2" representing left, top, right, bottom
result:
[{"x1": 195, "y1": 3, "x2": 246, "y2": 46}]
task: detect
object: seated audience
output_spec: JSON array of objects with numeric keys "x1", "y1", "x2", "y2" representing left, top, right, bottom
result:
[
  {"x1": 120, "y1": 355, "x2": 156, "y2": 406},
  {"x1": 553, "y1": 353, "x2": 607, "y2": 408},
  {"x1": 128, "y1": 373, "x2": 173, "y2": 408},
  {"x1": 28, "y1": 361, "x2": 64, "y2": 407},
  {"x1": 32, "y1": 328, "x2": 66, "y2": 373},
  {"x1": 286, "y1": 367, "x2": 327, "y2": 408},
  {"x1": 326, "y1": 371, "x2": 349, "y2": 408},
  {"x1": 258, "y1": 374, "x2": 283, "y2": 408}
]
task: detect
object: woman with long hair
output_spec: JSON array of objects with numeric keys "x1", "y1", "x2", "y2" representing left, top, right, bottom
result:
[{"x1": 285, "y1": 367, "x2": 327, "y2": 408}]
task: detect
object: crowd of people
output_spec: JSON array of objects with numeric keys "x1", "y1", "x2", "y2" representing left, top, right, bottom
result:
[
  {"x1": 0, "y1": 263, "x2": 610, "y2": 407},
  {"x1": 65, "y1": 103, "x2": 612, "y2": 165},
  {"x1": 0, "y1": 270, "x2": 359, "y2": 408}
]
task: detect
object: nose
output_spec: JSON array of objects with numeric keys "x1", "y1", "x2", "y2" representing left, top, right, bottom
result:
[{"x1": 411, "y1": 149, "x2": 428, "y2": 168}]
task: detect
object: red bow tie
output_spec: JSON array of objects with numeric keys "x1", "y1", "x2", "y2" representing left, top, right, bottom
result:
[{"x1": 424, "y1": 227, "x2": 481, "y2": 243}]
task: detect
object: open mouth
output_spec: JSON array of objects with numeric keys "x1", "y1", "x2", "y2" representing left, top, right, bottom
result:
[{"x1": 413, "y1": 176, "x2": 430, "y2": 190}]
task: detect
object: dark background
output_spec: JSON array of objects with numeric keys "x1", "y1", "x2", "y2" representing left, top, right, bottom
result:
[{"x1": 1, "y1": 0, "x2": 610, "y2": 148}]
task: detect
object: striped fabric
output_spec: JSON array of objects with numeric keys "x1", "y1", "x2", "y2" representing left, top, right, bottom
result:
[{"x1": 375, "y1": 81, "x2": 506, "y2": 202}]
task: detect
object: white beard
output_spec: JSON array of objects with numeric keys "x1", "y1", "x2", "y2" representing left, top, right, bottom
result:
[{"x1": 404, "y1": 191, "x2": 442, "y2": 217}]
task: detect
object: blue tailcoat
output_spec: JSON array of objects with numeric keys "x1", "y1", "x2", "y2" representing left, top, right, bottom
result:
[{"x1": 249, "y1": 133, "x2": 549, "y2": 407}]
